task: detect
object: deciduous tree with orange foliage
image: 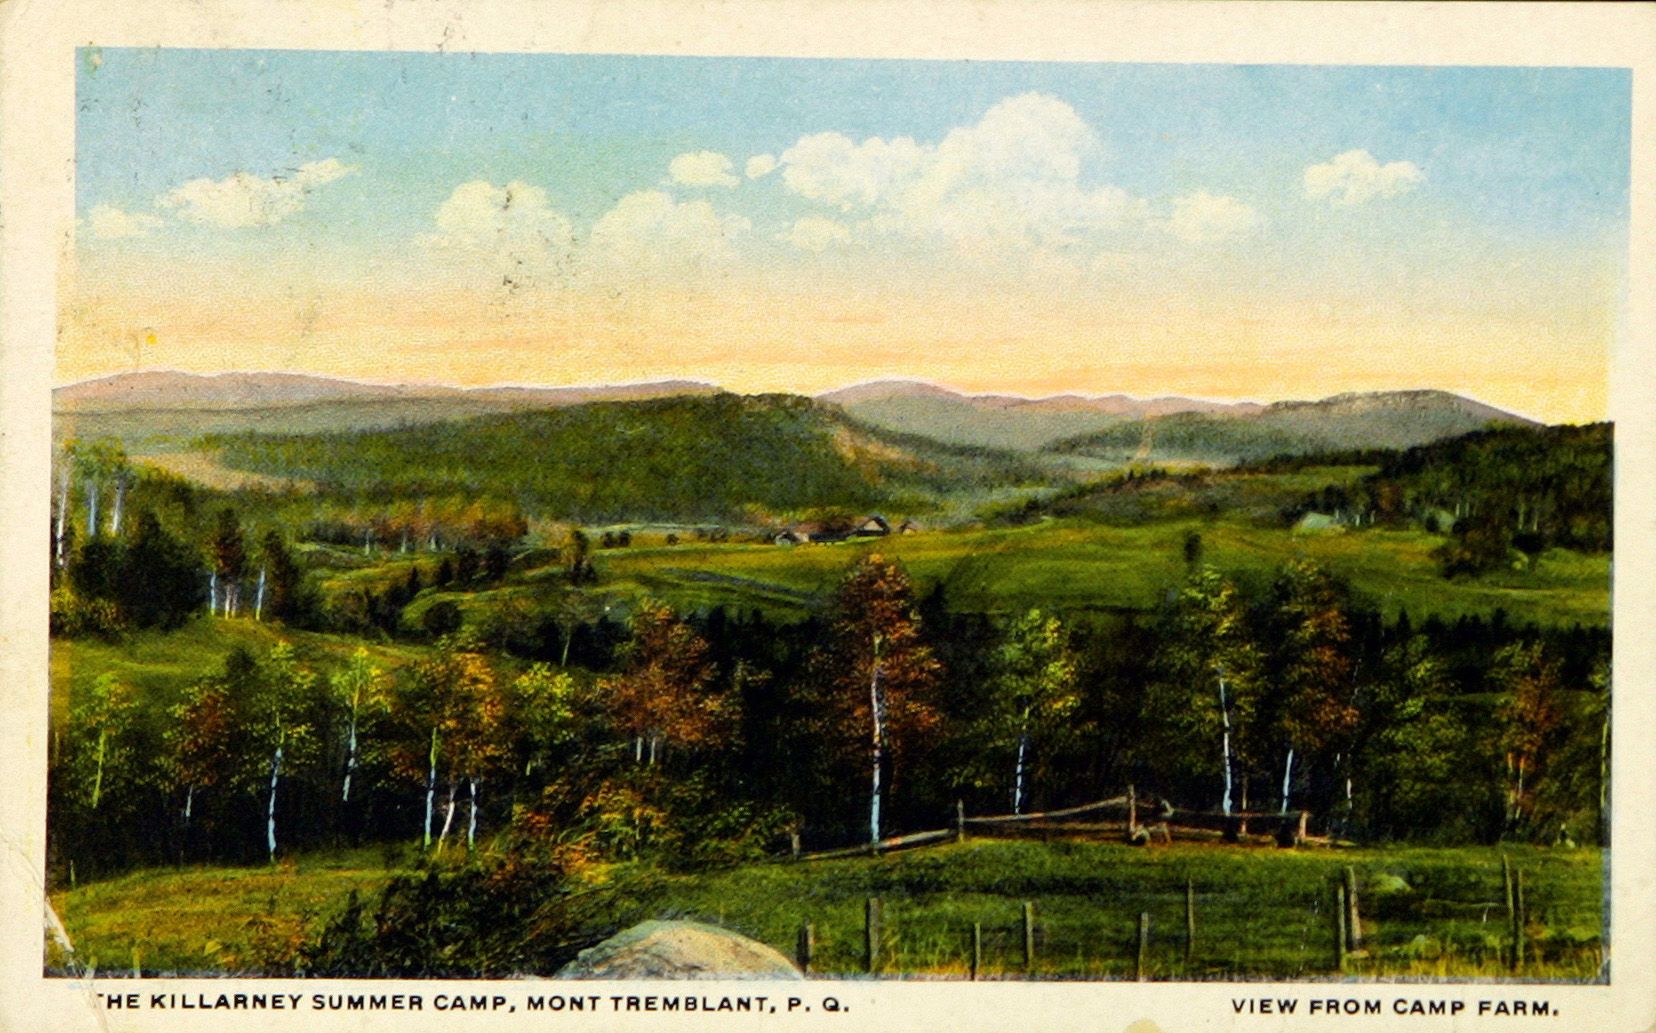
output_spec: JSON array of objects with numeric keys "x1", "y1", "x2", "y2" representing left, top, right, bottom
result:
[
  {"x1": 393, "y1": 633, "x2": 505, "y2": 853},
  {"x1": 810, "y1": 554, "x2": 941, "y2": 847},
  {"x1": 602, "y1": 600, "x2": 725, "y2": 767},
  {"x1": 1495, "y1": 640, "x2": 1564, "y2": 835},
  {"x1": 1262, "y1": 560, "x2": 1360, "y2": 815}
]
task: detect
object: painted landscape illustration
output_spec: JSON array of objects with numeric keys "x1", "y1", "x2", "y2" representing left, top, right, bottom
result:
[{"x1": 46, "y1": 51, "x2": 1621, "y2": 982}]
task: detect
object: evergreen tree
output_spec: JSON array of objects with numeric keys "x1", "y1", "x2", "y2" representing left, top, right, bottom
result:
[
  {"x1": 210, "y1": 508, "x2": 248, "y2": 616},
  {"x1": 119, "y1": 511, "x2": 204, "y2": 629}
]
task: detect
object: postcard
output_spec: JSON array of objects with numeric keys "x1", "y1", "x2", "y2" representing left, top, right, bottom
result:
[{"x1": 3, "y1": 2, "x2": 1654, "y2": 1031}]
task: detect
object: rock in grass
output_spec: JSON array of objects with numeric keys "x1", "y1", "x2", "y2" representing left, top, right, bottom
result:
[
  {"x1": 1368, "y1": 873, "x2": 1412, "y2": 898},
  {"x1": 556, "y1": 920, "x2": 804, "y2": 980}
]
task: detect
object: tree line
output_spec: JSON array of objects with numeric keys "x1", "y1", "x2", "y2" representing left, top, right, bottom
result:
[
  {"x1": 50, "y1": 548, "x2": 1608, "y2": 882},
  {"x1": 1276, "y1": 423, "x2": 1612, "y2": 575}
]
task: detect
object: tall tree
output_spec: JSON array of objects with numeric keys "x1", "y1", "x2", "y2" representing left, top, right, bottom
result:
[
  {"x1": 448, "y1": 662, "x2": 509, "y2": 852},
  {"x1": 985, "y1": 609, "x2": 1079, "y2": 815},
  {"x1": 250, "y1": 643, "x2": 319, "y2": 862},
  {"x1": 1261, "y1": 561, "x2": 1360, "y2": 815},
  {"x1": 71, "y1": 440, "x2": 110, "y2": 541},
  {"x1": 118, "y1": 511, "x2": 205, "y2": 630},
  {"x1": 329, "y1": 648, "x2": 385, "y2": 804},
  {"x1": 105, "y1": 443, "x2": 133, "y2": 536},
  {"x1": 168, "y1": 669, "x2": 240, "y2": 842},
  {"x1": 1347, "y1": 634, "x2": 1450, "y2": 840},
  {"x1": 1150, "y1": 567, "x2": 1261, "y2": 814},
  {"x1": 812, "y1": 555, "x2": 941, "y2": 847},
  {"x1": 256, "y1": 530, "x2": 304, "y2": 623},
  {"x1": 1494, "y1": 640, "x2": 1564, "y2": 834},
  {"x1": 395, "y1": 633, "x2": 495, "y2": 851},
  {"x1": 602, "y1": 600, "x2": 721, "y2": 767},
  {"x1": 210, "y1": 508, "x2": 247, "y2": 617},
  {"x1": 54, "y1": 440, "x2": 78, "y2": 570},
  {"x1": 513, "y1": 663, "x2": 578, "y2": 779},
  {"x1": 70, "y1": 672, "x2": 135, "y2": 812}
]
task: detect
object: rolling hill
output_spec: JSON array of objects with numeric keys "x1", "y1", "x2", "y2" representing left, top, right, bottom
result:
[
  {"x1": 53, "y1": 371, "x2": 720, "y2": 453},
  {"x1": 1046, "y1": 390, "x2": 1535, "y2": 466},
  {"x1": 820, "y1": 380, "x2": 1259, "y2": 451},
  {"x1": 202, "y1": 392, "x2": 1049, "y2": 523}
]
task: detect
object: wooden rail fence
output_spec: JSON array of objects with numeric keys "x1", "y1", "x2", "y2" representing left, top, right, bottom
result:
[
  {"x1": 789, "y1": 789, "x2": 1321, "y2": 863},
  {"x1": 784, "y1": 854, "x2": 1545, "y2": 978}
]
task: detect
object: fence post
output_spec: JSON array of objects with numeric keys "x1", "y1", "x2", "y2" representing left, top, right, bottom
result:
[
  {"x1": 1334, "y1": 881, "x2": 1348, "y2": 971},
  {"x1": 790, "y1": 830, "x2": 801, "y2": 860},
  {"x1": 865, "y1": 897, "x2": 882, "y2": 975},
  {"x1": 1185, "y1": 877, "x2": 1196, "y2": 965},
  {"x1": 1023, "y1": 901, "x2": 1036, "y2": 974},
  {"x1": 1136, "y1": 912, "x2": 1150, "y2": 982},
  {"x1": 1514, "y1": 869, "x2": 1526, "y2": 971},
  {"x1": 1502, "y1": 855, "x2": 1517, "y2": 970},
  {"x1": 1128, "y1": 784, "x2": 1138, "y2": 834},
  {"x1": 796, "y1": 923, "x2": 814, "y2": 975},
  {"x1": 1298, "y1": 810, "x2": 1309, "y2": 845},
  {"x1": 956, "y1": 800, "x2": 966, "y2": 843},
  {"x1": 1344, "y1": 866, "x2": 1363, "y2": 951},
  {"x1": 971, "y1": 922, "x2": 982, "y2": 981}
]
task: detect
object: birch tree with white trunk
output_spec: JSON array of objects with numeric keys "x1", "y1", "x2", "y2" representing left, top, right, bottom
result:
[{"x1": 983, "y1": 609, "x2": 1079, "y2": 816}]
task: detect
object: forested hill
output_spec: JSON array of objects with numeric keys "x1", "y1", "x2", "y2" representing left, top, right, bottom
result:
[
  {"x1": 203, "y1": 393, "x2": 1045, "y2": 523},
  {"x1": 1366, "y1": 422, "x2": 1611, "y2": 560},
  {"x1": 1046, "y1": 390, "x2": 1534, "y2": 465}
]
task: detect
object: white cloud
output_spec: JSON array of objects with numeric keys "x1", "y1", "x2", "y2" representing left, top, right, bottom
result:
[
  {"x1": 586, "y1": 190, "x2": 750, "y2": 277},
  {"x1": 85, "y1": 204, "x2": 163, "y2": 240},
  {"x1": 156, "y1": 158, "x2": 356, "y2": 228},
  {"x1": 775, "y1": 92, "x2": 1147, "y2": 251},
  {"x1": 745, "y1": 154, "x2": 778, "y2": 179},
  {"x1": 780, "y1": 132, "x2": 927, "y2": 209},
  {"x1": 778, "y1": 216, "x2": 851, "y2": 253},
  {"x1": 1304, "y1": 149, "x2": 1424, "y2": 205},
  {"x1": 1167, "y1": 192, "x2": 1262, "y2": 243},
  {"x1": 422, "y1": 179, "x2": 576, "y2": 287},
  {"x1": 668, "y1": 150, "x2": 740, "y2": 188}
]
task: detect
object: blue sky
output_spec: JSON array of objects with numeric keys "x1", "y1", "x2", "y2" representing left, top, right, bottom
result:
[
  {"x1": 64, "y1": 48, "x2": 1631, "y2": 420},
  {"x1": 77, "y1": 51, "x2": 1628, "y2": 241}
]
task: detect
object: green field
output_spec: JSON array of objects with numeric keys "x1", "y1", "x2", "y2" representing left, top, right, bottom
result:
[
  {"x1": 385, "y1": 517, "x2": 1608, "y2": 629},
  {"x1": 48, "y1": 846, "x2": 404, "y2": 976},
  {"x1": 50, "y1": 840, "x2": 1605, "y2": 981},
  {"x1": 49, "y1": 615, "x2": 433, "y2": 725}
]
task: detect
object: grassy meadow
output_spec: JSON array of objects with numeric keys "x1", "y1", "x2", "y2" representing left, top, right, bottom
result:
[
  {"x1": 51, "y1": 839, "x2": 1605, "y2": 981},
  {"x1": 379, "y1": 515, "x2": 1609, "y2": 629}
]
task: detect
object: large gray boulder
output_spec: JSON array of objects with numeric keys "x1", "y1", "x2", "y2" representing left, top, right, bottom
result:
[{"x1": 557, "y1": 920, "x2": 804, "y2": 980}]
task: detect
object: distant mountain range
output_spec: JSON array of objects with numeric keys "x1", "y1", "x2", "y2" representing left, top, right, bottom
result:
[
  {"x1": 818, "y1": 379, "x2": 1262, "y2": 451},
  {"x1": 1047, "y1": 389, "x2": 1537, "y2": 465},
  {"x1": 54, "y1": 370, "x2": 1537, "y2": 467},
  {"x1": 54, "y1": 370, "x2": 719, "y2": 412}
]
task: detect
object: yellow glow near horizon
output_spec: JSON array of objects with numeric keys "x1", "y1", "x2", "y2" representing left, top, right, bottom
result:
[{"x1": 57, "y1": 265, "x2": 1613, "y2": 425}]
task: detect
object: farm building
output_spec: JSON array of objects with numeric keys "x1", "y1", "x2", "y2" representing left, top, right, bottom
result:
[{"x1": 773, "y1": 515, "x2": 894, "y2": 545}]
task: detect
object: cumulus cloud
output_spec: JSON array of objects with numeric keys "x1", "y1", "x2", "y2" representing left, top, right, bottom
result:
[
  {"x1": 156, "y1": 158, "x2": 356, "y2": 228},
  {"x1": 1167, "y1": 192, "x2": 1262, "y2": 243},
  {"x1": 775, "y1": 92, "x2": 1146, "y2": 251},
  {"x1": 745, "y1": 154, "x2": 778, "y2": 179},
  {"x1": 586, "y1": 190, "x2": 750, "y2": 277},
  {"x1": 422, "y1": 179, "x2": 576, "y2": 287},
  {"x1": 778, "y1": 216, "x2": 851, "y2": 253},
  {"x1": 780, "y1": 132, "x2": 927, "y2": 209},
  {"x1": 85, "y1": 204, "x2": 163, "y2": 240},
  {"x1": 1304, "y1": 149, "x2": 1424, "y2": 205},
  {"x1": 668, "y1": 150, "x2": 740, "y2": 188}
]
